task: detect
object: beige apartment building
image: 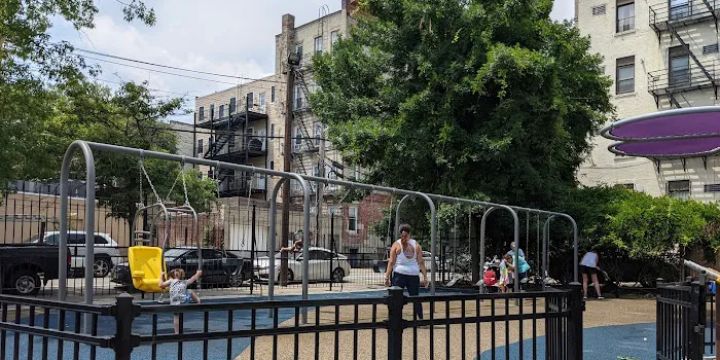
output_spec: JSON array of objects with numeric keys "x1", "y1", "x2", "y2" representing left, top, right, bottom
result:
[
  {"x1": 577, "y1": 0, "x2": 720, "y2": 201},
  {"x1": 191, "y1": 1, "x2": 390, "y2": 254}
]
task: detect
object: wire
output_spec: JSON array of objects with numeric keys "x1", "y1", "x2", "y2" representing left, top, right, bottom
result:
[
  {"x1": 80, "y1": 55, "x2": 242, "y2": 85},
  {"x1": 75, "y1": 48, "x2": 285, "y2": 84}
]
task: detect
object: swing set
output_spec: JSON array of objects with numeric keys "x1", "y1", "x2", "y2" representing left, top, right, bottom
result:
[{"x1": 127, "y1": 158, "x2": 202, "y2": 294}]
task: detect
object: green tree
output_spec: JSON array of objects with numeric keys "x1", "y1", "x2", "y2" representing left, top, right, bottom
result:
[
  {"x1": 37, "y1": 80, "x2": 217, "y2": 233},
  {"x1": 311, "y1": 0, "x2": 613, "y2": 207},
  {"x1": 0, "y1": 0, "x2": 155, "y2": 192}
]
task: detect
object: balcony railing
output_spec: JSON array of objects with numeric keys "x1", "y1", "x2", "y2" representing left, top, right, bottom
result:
[
  {"x1": 207, "y1": 137, "x2": 267, "y2": 161},
  {"x1": 647, "y1": 60, "x2": 719, "y2": 95},
  {"x1": 218, "y1": 173, "x2": 267, "y2": 197},
  {"x1": 650, "y1": 0, "x2": 720, "y2": 33}
]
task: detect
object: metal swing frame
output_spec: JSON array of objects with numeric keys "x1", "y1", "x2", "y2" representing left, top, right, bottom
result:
[{"x1": 58, "y1": 140, "x2": 580, "y2": 314}]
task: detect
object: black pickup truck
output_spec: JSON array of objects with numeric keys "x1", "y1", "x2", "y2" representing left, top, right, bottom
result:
[{"x1": 0, "y1": 244, "x2": 68, "y2": 295}]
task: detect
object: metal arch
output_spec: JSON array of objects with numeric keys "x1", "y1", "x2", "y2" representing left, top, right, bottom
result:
[
  {"x1": 478, "y1": 206, "x2": 521, "y2": 293},
  {"x1": 377, "y1": 192, "x2": 439, "y2": 294},
  {"x1": 543, "y1": 214, "x2": 580, "y2": 283},
  {"x1": 59, "y1": 141, "x2": 96, "y2": 303}
]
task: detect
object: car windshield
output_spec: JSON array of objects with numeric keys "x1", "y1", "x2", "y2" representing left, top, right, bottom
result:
[{"x1": 163, "y1": 249, "x2": 187, "y2": 259}]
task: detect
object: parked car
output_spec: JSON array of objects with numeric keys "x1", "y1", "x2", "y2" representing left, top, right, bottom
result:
[
  {"x1": 0, "y1": 244, "x2": 69, "y2": 295},
  {"x1": 111, "y1": 248, "x2": 252, "y2": 291},
  {"x1": 27, "y1": 231, "x2": 120, "y2": 278},
  {"x1": 254, "y1": 247, "x2": 351, "y2": 282},
  {"x1": 372, "y1": 248, "x2": 439, "y2": 273}
]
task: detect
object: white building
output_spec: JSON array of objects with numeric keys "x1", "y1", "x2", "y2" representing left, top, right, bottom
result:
[{"x1": 577, "y1": 0, "x2": 720, "y2": 201}]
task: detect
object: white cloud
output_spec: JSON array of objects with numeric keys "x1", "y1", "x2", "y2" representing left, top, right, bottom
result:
[
  {"x1": 551, "y1": 0, "x2": 575, "y2": 21},
  {"x1": 48, "y1": 0, "x2": 576, "y2": 123}
]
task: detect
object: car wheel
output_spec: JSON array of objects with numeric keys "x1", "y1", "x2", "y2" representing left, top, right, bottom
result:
[
  {"x1": 12, "y1": 270, "x2": 41, "y2": 296},
  {"x1": 93, "y1": 257, "x2": 112, "y2": 278},
  {"x1": 229, "y1": 273, "x2": 244, "y2": 287},
  {"x1": 332, "y1": 268, "x2": 345, "y2": 283}
]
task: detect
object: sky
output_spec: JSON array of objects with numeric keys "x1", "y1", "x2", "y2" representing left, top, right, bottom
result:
[{"x1": 49, "y1": 0, "x2": 575, "y2": 123}]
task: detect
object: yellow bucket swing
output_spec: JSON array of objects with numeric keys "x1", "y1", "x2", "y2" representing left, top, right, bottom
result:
[{"x1": 128, "y1": 159, "x2": 201, "y2": 294}]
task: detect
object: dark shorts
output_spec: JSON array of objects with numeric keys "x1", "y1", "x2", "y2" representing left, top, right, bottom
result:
[{"x1": 581, "y1": 265, "x2": 597, "y2": 276}]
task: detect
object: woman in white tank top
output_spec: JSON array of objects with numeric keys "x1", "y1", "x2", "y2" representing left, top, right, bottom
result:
[{"x1": 384, "y1": 224, "x2": 428, "y2": 319}]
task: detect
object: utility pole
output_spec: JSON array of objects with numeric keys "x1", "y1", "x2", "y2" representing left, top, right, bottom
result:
[
  {"x1": 280, "y1": 16, "x2": 297, "y2": 286},
  {"x1": 316, "y1": 126, "x2": 325, "y2": 248}
]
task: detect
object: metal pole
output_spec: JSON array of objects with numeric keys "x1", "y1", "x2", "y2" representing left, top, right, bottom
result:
[
  {"x1": 329, "y1": 209, "x2": 335, "y2": 292},
  {"x1": 268, "y1": 178, "x2": 286, "y2": 304},
  {"x1": 299, "y1": 176, "x2": 311, "y2": 322},
  {"x1": 479, "y1": 206, "x2": 520, "y2": 293},
  {"x1": 479, "y1": 207, "x2": 496, "y2": 292},
  {"x1": 393, "y1": 194, "x2": 412, "y2": 241},
  {"x1": 59, "y1": 142, "x2": 96, "y2": 306},
  {"x1": 250, "y1": 204, "x2": 256, "y2": 295}
]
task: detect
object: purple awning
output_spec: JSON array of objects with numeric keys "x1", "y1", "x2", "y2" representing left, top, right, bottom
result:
[
  {"x1": 610, "y1": 137, "x2": 720, "y2": 158},
  {"x1": 601, "y1": 107, "x2": 720, "y2": 158},
  {"x1": 601, "y1": 106, "x2": 720, "y2": 141}
]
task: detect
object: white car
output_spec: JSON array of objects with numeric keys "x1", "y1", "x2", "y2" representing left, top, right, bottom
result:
[
  {"x1": 255, "y1": 247, "x2": 351, "y2": 282},
  {"x1": 28, "y1": 231, "x2": 120, "y2": 277}
]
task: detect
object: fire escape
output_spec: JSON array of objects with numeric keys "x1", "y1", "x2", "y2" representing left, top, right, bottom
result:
[
  {"x1": 648, "y1": 0, "x2": 720, "y2": 108},
  {"x1": 196, "y1": 94, "x2": 269, "y2": 197}
]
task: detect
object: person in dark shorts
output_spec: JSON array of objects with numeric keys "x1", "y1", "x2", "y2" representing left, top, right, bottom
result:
[{"x1": 580, "y1": 250, "x2": 603, "y2": 299}]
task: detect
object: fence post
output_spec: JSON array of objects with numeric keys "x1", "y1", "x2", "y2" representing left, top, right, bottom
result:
[
  {"x1": 568, "y1": 282, "x2": 584, "y2": 360},
  {"x1": 656, "y1": 278, "x2": 664, "y2": 358},
  {"x1": 113, "y1": 292, "x2": 140, "y2": 360},
  {"x1": 716, "y1": 280, "x2": 719, "y2": 360},
  {"x1": 387, "y1": 286, "x2": 405, "y2": 360},
  {"x1": 689, "y1": 281, "x2": 706, "y2": 360}
]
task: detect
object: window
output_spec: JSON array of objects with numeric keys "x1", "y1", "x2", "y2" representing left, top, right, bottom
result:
[
  {"x1": 270, "y1": 161, "x2": 274, "y2": 170},
  {"x1": 668, "y1": 180, "x2": 690, "y2": 199},
  {"x1": 229, "y1": 97, "x2": 236, "y2": 114},
  {"x1": 198, "y1": 106, "x2": 205, "y2": 121},
  {"x1": 616, "y1": 56, "x2": 635, "y2": 94},
  {"x1": 94, "y1": 236, "x2": 108, "y2": 245},
  {"x1": 45, "y1": 234, "x2": 59, "y2": 246},
  {"x1": 246, "y1": 92, "x2": 254, "y2": 109},
  {"x1": 616, "y1": 0, "x2": 635, "y2": 32},
  {"x1": 669, "y1": 45, "x2": 690, "y2": 86},
  {"x1": 210, "y1": 104, "x2": 215, "y2": 119},
  {"x1": 592, "y1": 4, "x2": 607, "y2": 15},
  {"x1": 314, "y1": 36, "x2": 323, "y2": 54},
  {"x1": 271, "y1": 124, "x2": 275, "y2": 137},
  {"x1": 259, "y1": 92, "x2": 266, "y2": 110},
  {"x1": 271, "y1": 86, "x2": 276, "y2": 102},
  {"x1": 330, "y1": 31, "x2": 340, "y2": 49},
  {"x1": 615, "y1": 183, "x2": 634, "y2": 190},
  {"x1": 295, "y1": 44, "x2": 303, "y2": 64},
  {"x1": 314, "y1": 122, "x2": 324, "y2": 146},
  {"x1": 197, "y1": 139, "x2": 204, "y2": 154},
  {"x1": 294, "y1": 85, "x2": 303, "y2": 109},
  {"x1": 704, "y1": 43, "x2": 719, "y2": 54},
  {"x1": 348, "y1": 207, "x2": 358, "y2": 232},
  {"x1": 219, "y1": 104, "x2": 225, "y2": 118},
  {"x1": 705, "y1": 183, "x2": 720, "y2": 192},
  {"x1": 669, "y1": 0, "x2": 691, "y2": 20},
  {"x1": 294, "y1": 126, "x2": 302, "y2": 150},
  {"x1": 68, "y1": 234, "x2": 85, "y2": 245}
]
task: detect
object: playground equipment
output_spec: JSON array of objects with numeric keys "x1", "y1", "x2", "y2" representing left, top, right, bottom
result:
[
  {"x1": 57, "y1": 140, "x2": 579, "y2": 316},
  {"x1": 128, "y1": 159, "x2": 201, "y2": 293}
]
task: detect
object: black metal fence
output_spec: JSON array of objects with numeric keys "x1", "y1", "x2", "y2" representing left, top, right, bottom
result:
[
  {"x1": 0, "y1": 285, "x2": 584, "y2": 359},
  {"x1": 656, "y1": 280, "x2": 707, "y2": 360}
]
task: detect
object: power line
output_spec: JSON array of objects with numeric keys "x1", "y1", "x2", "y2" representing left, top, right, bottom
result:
[
  {"x1": 81, "y1": 55, "x2": 242, "y2": 85},
  {"x1": 75, "y1": 48, "x2": 285, "y2": 84}
]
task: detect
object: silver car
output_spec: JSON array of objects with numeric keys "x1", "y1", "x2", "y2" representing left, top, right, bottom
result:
[
  {"x1": 255, "y1": 247, "x2": 352, "y2": 282},
  {"x1": 28, "y1": 231, "x2": 120, "y2": 277}
]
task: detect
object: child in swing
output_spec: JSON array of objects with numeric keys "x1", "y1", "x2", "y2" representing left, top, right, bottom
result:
[{"x1": 159, "y1": 268, "x2": 202, "y2": 334}]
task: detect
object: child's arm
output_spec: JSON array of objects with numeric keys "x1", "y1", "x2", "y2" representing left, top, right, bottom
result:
[
  {"x1": 186, "y1": 270, "x2": 203, "y2": 285},
  {"x1": 159, "y1": 272, "x2": 172, "y2": 288}
]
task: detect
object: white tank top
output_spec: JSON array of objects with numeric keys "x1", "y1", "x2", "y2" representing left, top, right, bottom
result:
[{"x1": 393, "y1": 239, "x2": 420, "y2": 276}]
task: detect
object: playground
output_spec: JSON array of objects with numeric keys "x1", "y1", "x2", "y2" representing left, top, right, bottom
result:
[{"x1": 1, "y1": 137, "x2": 717, "y2": 360}]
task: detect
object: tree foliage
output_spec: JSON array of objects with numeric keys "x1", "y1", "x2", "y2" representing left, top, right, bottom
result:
[
  {"x1": 557, "y1": 186, "x2": 720, "y2": 260},
  {"x1": 311, "y1": 0, "x2": 613, "y2": 207},
  {"x1": 0, "y1": 0, "x2": 155, "y2": 192}
]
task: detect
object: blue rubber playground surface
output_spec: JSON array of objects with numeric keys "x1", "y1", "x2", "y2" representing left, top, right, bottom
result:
[{"x1": 480, "y1": 322, "x2": 656, "y2": 360}]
